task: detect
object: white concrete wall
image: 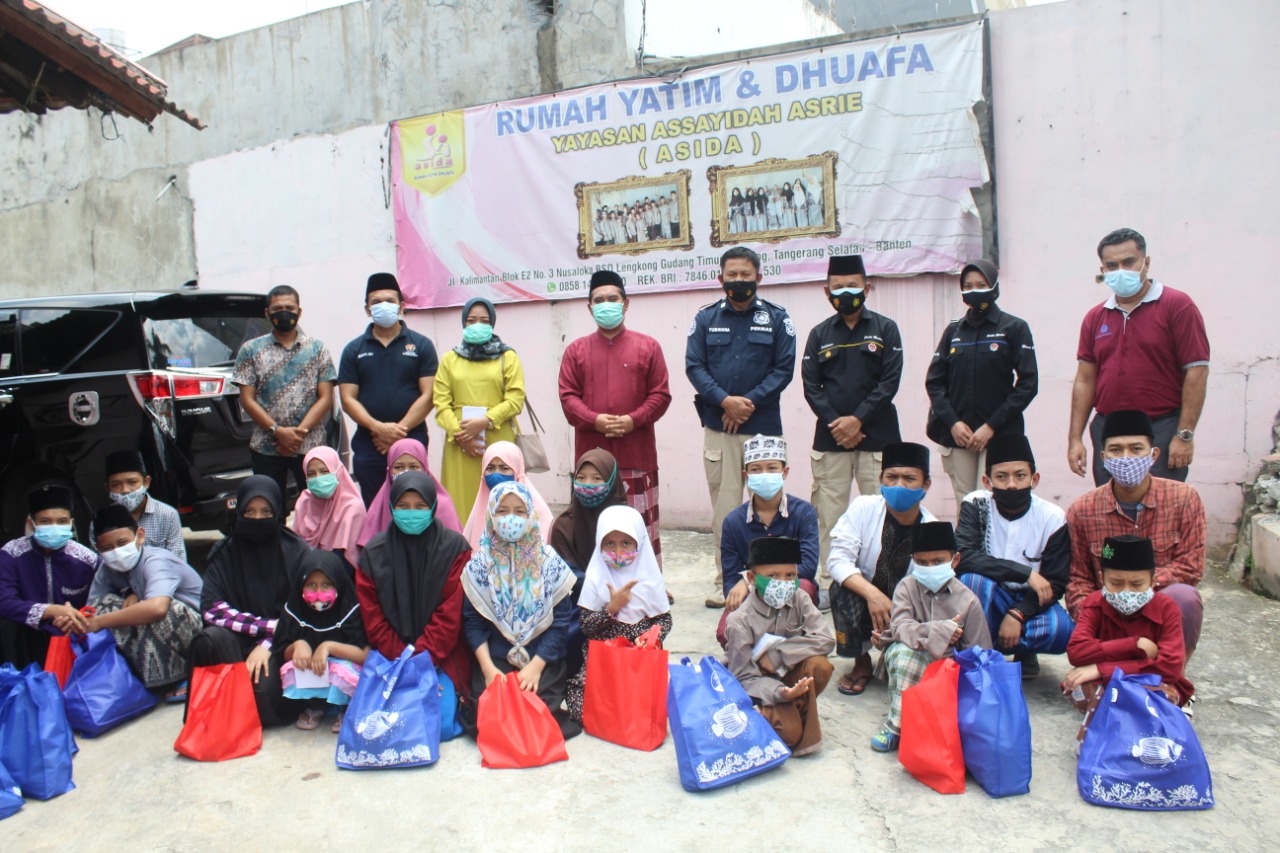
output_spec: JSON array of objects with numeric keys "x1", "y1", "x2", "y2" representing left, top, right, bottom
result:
[{"x1": 3, "y1": 0, "x2": 1276, "y2": 551}]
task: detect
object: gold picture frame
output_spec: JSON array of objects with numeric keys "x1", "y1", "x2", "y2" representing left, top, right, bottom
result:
[
  {"x1": 575, "y1": 170, "x2": 693, "y2": 259},
  {"x1": 707, "y1": 153, "x2": 840, "y2": 247}
]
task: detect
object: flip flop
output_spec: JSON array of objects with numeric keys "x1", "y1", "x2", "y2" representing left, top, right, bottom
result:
[
  {"x1": 837, "y1": 671, "x2": 871, "y2": 696},
  {"x1": 164, "y1": 680, "x2": 189, "y2": 704},
  {"x1": 331, "y1": 710, "x2": 345, "y2": 734},
  {"x1": 296, "y1": 707, "x2": 324, "y2": 730}
]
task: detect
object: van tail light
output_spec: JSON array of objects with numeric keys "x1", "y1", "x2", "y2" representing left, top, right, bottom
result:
[{"x1": 127, "y1": 371, "x2": 227, "y2": 437}]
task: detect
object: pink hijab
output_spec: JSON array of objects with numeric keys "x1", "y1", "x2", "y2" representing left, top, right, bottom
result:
[
  {"x1": 357, "y1": 438, "x2": 461, "y2": 549},
  {"x1": 290, "y1": 446, "x2": 366, "y2": 561},
  {"x1": 461, "y1": 440, "x2": 555, "y2": 549}
]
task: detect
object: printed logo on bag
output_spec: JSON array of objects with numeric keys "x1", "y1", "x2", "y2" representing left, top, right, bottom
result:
[
  {"x1": 708, "y1": 668, "x2": 725, "y2": 693},
  {"x1": 356, "y1": 710, "x2": 400, "y2": 740},
  {"x1": 1132, "y1": 737, "x2": 1183, "y2": 766},
  {"x1": 710, "y1": 704, "x2": 749, "y2": 739}
]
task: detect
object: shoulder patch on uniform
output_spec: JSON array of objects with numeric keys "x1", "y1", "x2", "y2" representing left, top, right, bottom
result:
[
  {"x1": 687, "y1": 317, "x2": 698, "y2": 337},
  {"x1": 784, "y1": 318, "x2": 795, "y2": 337}
]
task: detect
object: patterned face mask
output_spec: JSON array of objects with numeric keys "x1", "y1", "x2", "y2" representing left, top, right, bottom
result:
[
  {"x1": 108, "y1": 486, "x2": 148, "y2": 512},
  {"x1": 303, "y1": 589, "x2": 338, "y2": 611},
  {"x1": 573, "y1": 480, "x2": 613, "y2": 508},
  {"x1": 602, "y1": 549, "x2": 639, "y2": 571},
  {"x1": 753, "y1": 574, "x2": 798, "y2": 609},
  {"x1": 1103, "y1": 587, "x2": 1154, "y2": 616},
  {"x1": 494, "y1": 514, "x2": 529, "y2": 542},
  {"x1": 1103, "y1": 454, "x2": 1156, "y2": 488}
]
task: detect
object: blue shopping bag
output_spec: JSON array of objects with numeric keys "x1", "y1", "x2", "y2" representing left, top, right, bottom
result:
[
  {"x1": 63, "y1": 630, "x2": 158, "y2": 737},
  {"x1": 438, "y1": 672, "x2": 463, "y2": 742},
  {"x1": 0, "y1": 663, "x2": 75, "y2": 800},
  {"x1": 0, "y1": 757, "x2": 23, "y2": 820},
  {"x1": 667, "y1": 656, "x2": 790, "y2": 792},
  {"x1": 336, "y1": 648, "x2": 441, "y2": 769},
  {"x1": 1078, "y1": 669, "x2": 1213, "y2": 810},
  {"x1": 955, "y1": 646, "x2": 1032, "y2": 798}
]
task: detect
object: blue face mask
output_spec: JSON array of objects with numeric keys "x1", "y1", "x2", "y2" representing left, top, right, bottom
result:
[
  {"x1": 370, "y1": 301, "x2": 401, "y2": 328},
  {"x1": 881, "y1": 485, "x2": 926, "y2": 513},
  {"x1": 910, "y1": 560, "x2": 955, "y2": 593},
  {"x1": 746, "y1": 472, "x2": 784, "y2": 500},
  {"x1": 484, "y1": 471, "x2": 515, "y2": 490},
  {"x1": 1103, "y1": 269, "x2": 1143, "y2": 299},
  {"x1": 33, "y1": 523, "x2": 74, "y2": 550},
  {"x1": 392, "y1": 508, "x2": 434, "y2": 535}
]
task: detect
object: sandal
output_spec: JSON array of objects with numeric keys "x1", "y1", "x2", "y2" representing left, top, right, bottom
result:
[
  {"x1": 164, "y1": 680, "x2": 189, "y2": 704},
  {"x1": 296, "y1": 707, "x2": 324, "y2": 731},
  {"x1": 331, "y1": 710, "x2": 346, "y2": 734},
  {"x1": 869, "y1": 730, "x2": 900, "y2": 753},
  {"x1": 837, "y1": 669, "x2": 871, "y2": 696}
]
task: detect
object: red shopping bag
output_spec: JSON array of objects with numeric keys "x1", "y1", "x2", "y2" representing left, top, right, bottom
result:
[
  {"x1": 173, "y1": 664, "x2": 263, "y2": 762},
  {"x1": 43, "y1": 637, "x2": 75, "y2": 690},
  {"x1": 898, "y1": 658, "x2": 965, "y2": 794},
  {"x1": 476, "y1": 673, "x2": 568, "y2": 769},
  {"x1": 583, "y1": 625, "x2": 668, "y2": 751}
]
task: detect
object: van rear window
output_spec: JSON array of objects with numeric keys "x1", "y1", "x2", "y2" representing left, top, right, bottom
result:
[{"x1": 143, "y1": 316, "x2": 271, "y2": 370}]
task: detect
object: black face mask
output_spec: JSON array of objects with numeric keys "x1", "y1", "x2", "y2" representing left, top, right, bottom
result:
[
  {"x1": 961, "y1": 285, "x2": 999, "y2": 314},
  {"x1": 268, "y1": 310, "x2": 299, "y2": 332},
  {"x1": 236, "y1": 516, "x2": 279, "y2": 543},
  {"x1": 991, "y1": 485, "x2": 1032, "y2": 518},
  {"x1": 830, "y1": 289, "x2": 865, "y2": 316},
  {"x1": 724, "y1": 282, "x2": 756, "y2": 304}
]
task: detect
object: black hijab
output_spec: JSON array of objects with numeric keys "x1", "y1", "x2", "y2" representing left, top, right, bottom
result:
[
  {"x1": 272, "y1": 550, "x2": 365, "y2": 655},
  {"x1": 453, "y1": 297, "x2": 512, "y2": 361},
  {"x1": 549, "y1": 449, "x2": 627, "y2": 572},
  {"x1": 200, "y1": 476, "x2": 310, "y2": 619},
  {"x1": 358, "y1": 471, "x2": 470, "y2": 644}
]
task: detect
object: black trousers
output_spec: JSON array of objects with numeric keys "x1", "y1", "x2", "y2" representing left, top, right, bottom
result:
[
  {"x1": 0, "y1": 619, "x2": 51, "y2": 670},
  {"x1": 188, "y1": 626, "x2": 303, "y2": 727},
  {"x1": 250, "y1": 450, "x2": 306, "y2": 499}
]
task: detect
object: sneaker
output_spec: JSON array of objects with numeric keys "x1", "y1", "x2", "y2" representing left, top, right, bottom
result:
[
  {"x1": 1015, "y1": 651, "x2": 1040, "y2": 681},
  {"x1": 869, "y1": 730, "x2": 900, "y2": 753},
  {"x1": 817, "y1": 587, "x2": 831, "y2": 612},
  {"x1": 704, "y1": 589, "x2": 726, "y2": 609}
]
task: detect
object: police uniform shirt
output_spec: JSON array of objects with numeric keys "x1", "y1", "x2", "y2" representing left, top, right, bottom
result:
[
  {"x1": 337, "y1": 323, "x2": 439, "y2": 440},
  {"x1": 924, "y1": 305, "x2": 1038, "y2": 447},
  {"x1": 801, "y1": 309, "x2": 903, "y2": 452},
  {"x1": 685, "y1": 297, "x2": 796, "y2": 435}
]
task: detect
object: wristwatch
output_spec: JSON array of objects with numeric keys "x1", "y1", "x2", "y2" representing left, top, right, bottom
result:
[
  {"x1": 1177, "y1": 429, "x2": 1194, "y2": 441},
  {"x1": 269, "y1": 423, "x2": 279, "y2": 434}
]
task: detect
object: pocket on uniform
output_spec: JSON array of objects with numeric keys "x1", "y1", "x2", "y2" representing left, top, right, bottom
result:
[
  {"x1": 937, "y1": 445, "x2": 953, "y2": 458},
  {"x1": 704, "y1": 447, "x2": 723, "y2": 463},
  {"x1": 809, "y1": 449, "x2": 825, "y2": 462}
]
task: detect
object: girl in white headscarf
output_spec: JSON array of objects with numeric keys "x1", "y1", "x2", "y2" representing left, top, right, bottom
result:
[{"x1": 565, "y1": 505, "x2": 672, "y2": 722}]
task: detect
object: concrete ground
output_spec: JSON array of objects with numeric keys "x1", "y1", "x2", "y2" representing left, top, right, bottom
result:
[{"x1": 7, "y1": 529, "x2": 1280, "y2": 852}]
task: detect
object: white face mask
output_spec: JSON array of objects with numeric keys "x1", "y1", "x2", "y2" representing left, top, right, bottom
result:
[{"x1": 101, "y1": 540, "x2": 142, "y2": 573}]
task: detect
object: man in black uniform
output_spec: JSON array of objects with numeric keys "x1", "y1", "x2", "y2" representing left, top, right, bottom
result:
[
  {"x1": 925, "y1": 258, "x2": 1038, "y2": 505},
  {"x1": 802, "y1": 254, "x2": 903, "y2": 608},
  {"x1": 686, "y1": 247, "x2": 796, "y2": 607},
  {"x1": 337, "y1": 273, "x2": 440, "y2": 505}
]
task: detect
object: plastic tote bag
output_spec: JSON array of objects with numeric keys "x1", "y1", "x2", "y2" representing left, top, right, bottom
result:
[
  {"x1": 0, "y1": 758, "x2": 22, "y2": 820},
  {"x1": 1078, "y1": 669, "x2": 1214, "y2": 811},
  {"x1": 955, "y1": 646, "x2": 1032, "y2": 798},
  {"x1": 174, "y1": 664, "x2": 263, "y2": 762},
  {"x1": 42, "y1": 635, "x2": 76, "y2": 689},
  {"x1": 899, "y1": 658, "x2": 965, "y2": 794},
  {"x1": 63, "y1": 630, "x2": 158, "y2": 737},
  {"x1": 438, "y1": 672, "x2": 463, "y2": 742},
  {"x1": 584, "y1": 624, "x2": 668, "y2": 751},
  {"x1": 666, "y1": 656, "x2": 790, "y2": 792},
  {"x1": 0, "y1": 663, "x2": 76, "y2": 800},
  {"x1": 337, "y1": 648, "x2": 441, "y2": 770},
  {"x1": 476, "y1": 672, "x2": 569, "y2": 769}
]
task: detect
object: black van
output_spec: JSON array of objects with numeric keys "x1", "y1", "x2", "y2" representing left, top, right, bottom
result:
[{"x1": 0, "y1": 287, "x2": 346, "y2": 542}]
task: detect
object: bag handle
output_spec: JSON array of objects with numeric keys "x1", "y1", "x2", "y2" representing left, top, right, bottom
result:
[{"x1": 500, "y1": 351, "x2": 543, "y2": 436}]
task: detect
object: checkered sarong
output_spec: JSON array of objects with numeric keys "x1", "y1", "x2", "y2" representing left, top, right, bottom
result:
[
  {"x1": 884, "y1": 643, "x2": 932, "y2": 735},
  {"x1": 620, "y1": 468, "x2": 662, "y2": 568},
  {"x1": 93, "y1": 593, "x2": 203, "y2": 687}
]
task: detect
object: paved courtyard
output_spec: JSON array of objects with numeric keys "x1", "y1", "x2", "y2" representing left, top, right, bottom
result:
[{"x1": 7, "y1": 530, "x2": 1280, "y2": 852}]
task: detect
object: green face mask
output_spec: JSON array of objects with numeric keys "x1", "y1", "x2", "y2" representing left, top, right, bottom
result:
[
  {"x1": 306, "y1": 473, "x2": 339, "y2": 499},
  {"x1": 591, "y1": 302, "x2": 625, "y2": 330},
  {"x1": 463, "y1": 323, "x2": 494, "y2": 345},
  {"x1": 753, "y1": 573, "x2": 799, "y2": 609},
  {"x1": 392, "y1": 508, "x2": 434, "y2": 535}
]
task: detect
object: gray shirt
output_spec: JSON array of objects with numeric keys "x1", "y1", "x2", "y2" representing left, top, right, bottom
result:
[{"x1": 89, "y1": 545, "x2": 202, "y2": 612}]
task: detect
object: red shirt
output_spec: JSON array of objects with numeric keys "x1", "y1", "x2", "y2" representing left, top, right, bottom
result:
[
  {"x1": 1067, "y1": 590, "x2": 1193, "y2": 702},
  {"x1": 355, "y1": 550, "x2": 473, "y2": 694},
  {"x1": 1076, "y1": 282, "x2": 1209, "y2": 416},
  {"x1": 1064, "y1": 477, "x2": 1206, "y2": 617},
  {"x1": 557, "y1": 327, "x2": 672, "y2": 470}
]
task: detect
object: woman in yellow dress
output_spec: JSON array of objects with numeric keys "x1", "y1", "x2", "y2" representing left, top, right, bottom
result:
[{"x1": 433, "y1": 297, "x2": 526, "y2": 526}]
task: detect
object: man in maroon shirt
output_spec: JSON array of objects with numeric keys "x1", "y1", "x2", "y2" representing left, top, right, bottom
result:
[
  {"x1": 1067, "y1": 228, "x2": 1209, "y2": 485},
  {"x1": 558, "y1": 270, "x2": 673, "y2": 563}
]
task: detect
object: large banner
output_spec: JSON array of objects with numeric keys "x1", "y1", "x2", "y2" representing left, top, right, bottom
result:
[{"x1": 391, "y1": 21, "x2": 987, "y2": 308}]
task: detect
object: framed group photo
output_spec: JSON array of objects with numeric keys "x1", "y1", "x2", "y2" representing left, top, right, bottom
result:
[
  {"x1": 708, "y1": 153, "x2": 840, "y2": 246},
  {"x1": 575, "y1": 170, "x2": 694, "y2": 259}
]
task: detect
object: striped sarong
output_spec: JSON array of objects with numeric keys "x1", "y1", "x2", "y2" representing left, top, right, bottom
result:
[
  {"x1": 93, "y1": 593, "x2": 203, "y2": 687},
  {"x1": 620, "y1": 468, "x2": 662, "y2": 568},
  {"x1": 884, "y1": 642, "x2": 932, "y2": 735}
]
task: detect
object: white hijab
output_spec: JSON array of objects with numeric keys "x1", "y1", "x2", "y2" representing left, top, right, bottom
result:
[{"x1": 578, "y1": 505, "x2": 670, "y2": 624}]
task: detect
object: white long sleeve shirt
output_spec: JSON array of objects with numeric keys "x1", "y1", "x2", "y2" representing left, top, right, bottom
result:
[{"x1": 826, "y1": 495, "x2": 936, "y2": 586}]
